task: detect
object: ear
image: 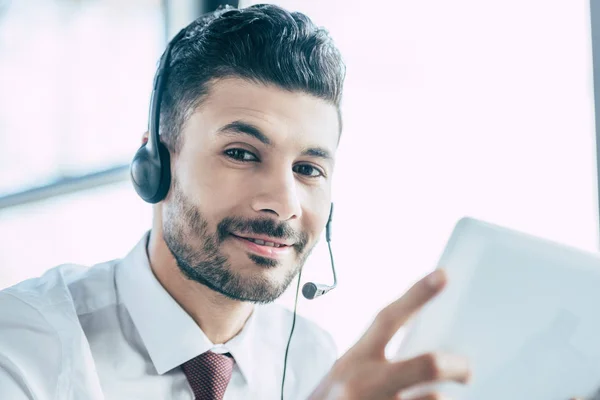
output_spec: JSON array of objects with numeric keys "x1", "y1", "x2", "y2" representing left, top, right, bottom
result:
[{"x1": 141, "y1": 131, "x2": 149, "y2": 145}]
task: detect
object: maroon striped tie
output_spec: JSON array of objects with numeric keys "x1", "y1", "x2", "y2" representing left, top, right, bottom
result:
[{"x1": 181, "y1": 351, "x2": 235, "y2": 400}]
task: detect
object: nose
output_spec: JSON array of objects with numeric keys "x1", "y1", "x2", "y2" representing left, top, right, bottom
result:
[{"x1": 250, "y1": 169, "x2": 302, "y2": 221}]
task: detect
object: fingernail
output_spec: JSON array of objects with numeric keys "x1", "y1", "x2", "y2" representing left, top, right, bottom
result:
[
  {"x1": 465, "y1": 370, "x2": 473, "y2": 384},
  {"x1": 426, "y1": 270, "x2": 444, "y2": 288}
]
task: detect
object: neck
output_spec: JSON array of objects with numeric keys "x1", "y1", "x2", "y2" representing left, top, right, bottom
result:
[{"x1": 147, "y1": 228, "x2": 254, "y2": 344}]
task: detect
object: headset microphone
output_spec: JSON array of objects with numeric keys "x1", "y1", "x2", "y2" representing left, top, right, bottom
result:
[
  {"x1": 281, "y1": 202, "x2": 338, "y2": 399},
  {"x1": 301, "y1": 202, "x2": 337, "y2": 300}
]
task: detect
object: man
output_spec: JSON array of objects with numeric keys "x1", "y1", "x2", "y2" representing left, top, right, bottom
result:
[{"x1": 0, "y1": 5, "x2": 471, "y2": 399}]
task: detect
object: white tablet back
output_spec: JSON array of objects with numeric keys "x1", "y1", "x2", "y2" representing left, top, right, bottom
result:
[{"x1": 396, "y1": 217, "x2": 600, "y2": 399}]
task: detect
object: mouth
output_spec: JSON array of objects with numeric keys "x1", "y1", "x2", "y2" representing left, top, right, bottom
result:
[
  {"x1": 229, "y1": 233, "x2": 294, "y2": 258},
  {"x1": 230, "y1": 233, "x2": 293, "y2": 248}
]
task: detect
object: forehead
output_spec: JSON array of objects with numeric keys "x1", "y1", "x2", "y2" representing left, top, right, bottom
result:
[{"x1": 183, "y1": 77, "x2": 340, "y2": 152}]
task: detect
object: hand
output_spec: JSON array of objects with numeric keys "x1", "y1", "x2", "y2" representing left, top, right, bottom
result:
[
  {"x1": 308, "y1": 269, "x2": 471, "y2": 400},
  {"x1": 571, "y1": 386, "x2": 600, "y2": 400}
]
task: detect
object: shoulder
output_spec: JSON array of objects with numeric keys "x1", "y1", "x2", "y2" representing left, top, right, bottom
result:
[
  {"x1": 0, "y1": 261, "x2": 118, "y2": 399},
  {"x1": 0, "y1": 260, "x2": 122, "y2": 338},
  {"x1": 0, "y1": 283, "x2": 65, "y2": 399},
  {"x1": 2, "y1": 260, "x2": 118, "y2": 313}
]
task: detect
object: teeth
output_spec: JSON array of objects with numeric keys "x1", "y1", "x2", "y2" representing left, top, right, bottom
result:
[{"x1": 247, "y1": 238, "x2": 283, "y2": 247}]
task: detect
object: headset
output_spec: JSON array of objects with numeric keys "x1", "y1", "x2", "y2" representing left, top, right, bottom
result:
[
  {"x1": 129, "y1": 25, "x2": 338, "y2": 400},
  {"x1": 130, "y1": 29, "x2": 186, "y2": 204}
]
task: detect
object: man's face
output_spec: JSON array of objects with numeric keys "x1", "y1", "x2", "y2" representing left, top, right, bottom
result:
[{"x1": 162, "y1": 77, "x2": 339, "y2": 304}]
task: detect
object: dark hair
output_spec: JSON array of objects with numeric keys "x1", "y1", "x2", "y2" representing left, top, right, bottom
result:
[{"x1": 159, "y1": 4, "x2": 346, "y2": 152}]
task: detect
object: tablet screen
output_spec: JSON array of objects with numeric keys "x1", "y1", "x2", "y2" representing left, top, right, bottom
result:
[{"x1": 396, "y1": 218, "x2": 600, "y2": 399}]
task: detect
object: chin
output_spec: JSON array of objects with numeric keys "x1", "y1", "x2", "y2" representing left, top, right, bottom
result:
[
  {"x1": 236, "y1": 257, "x2": 293, "y2": 280},
  {"x1": 233, "y1": 257, "x2": 298, "y2": 286}
]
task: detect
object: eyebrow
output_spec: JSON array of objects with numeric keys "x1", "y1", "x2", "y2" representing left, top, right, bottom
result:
[
  {"x1": 217, "y1": 121, "x2": 271, "y2": 146},
  {"x1": 301, "y1": 147, "x2": 334, "y2": 162},
  {"x1": 217, "y1": 120, "x2": 334, "y2": 162}
]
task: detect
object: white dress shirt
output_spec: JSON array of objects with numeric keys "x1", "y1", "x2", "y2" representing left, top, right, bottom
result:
[{"x1": 0, "y1": 233, "x2": 337, "y2": 399}]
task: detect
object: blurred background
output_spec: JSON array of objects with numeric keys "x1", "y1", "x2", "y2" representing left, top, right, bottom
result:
[{"x1": 0, "y1": 0, "x2": 598, "y2": 355}]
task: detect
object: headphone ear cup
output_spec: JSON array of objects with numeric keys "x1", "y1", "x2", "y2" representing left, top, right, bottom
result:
[
  {"x1": 155, "y1": 141, "x2": 172, "y2": 202},
  {"x1": 130, "y1": 142, "x2": 170, "y2": 204}
]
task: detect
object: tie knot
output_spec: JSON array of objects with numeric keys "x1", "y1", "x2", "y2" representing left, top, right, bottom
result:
[{"x1": 182, "y1": 351, "x2": 235, "y2": 400}]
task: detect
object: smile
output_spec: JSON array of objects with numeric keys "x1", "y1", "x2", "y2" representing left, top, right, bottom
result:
[
  {"x1": 230, "y1": 234, "x2": 293, "y2": 258},
  {"x1": 240, "y1": 237, "x2": 285, "y2": 248}
]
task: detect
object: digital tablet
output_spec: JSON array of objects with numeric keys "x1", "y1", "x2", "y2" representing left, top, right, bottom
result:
[{"x1": 395, "y1": 217, "x2": 600, "y2": 399}]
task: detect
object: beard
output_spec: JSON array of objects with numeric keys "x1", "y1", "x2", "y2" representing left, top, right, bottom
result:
[{"x1": 162, "y1": 179, "x2": 313, "y2": 304}]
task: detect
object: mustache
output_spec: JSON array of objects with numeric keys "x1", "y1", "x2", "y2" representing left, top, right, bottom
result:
[{"x1": 217, "y1": 216, "x2": 309, "y2": 252}]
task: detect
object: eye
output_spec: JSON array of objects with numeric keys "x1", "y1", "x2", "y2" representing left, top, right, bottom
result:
[
  {"x1": 224, "y1": 148, "x2": 259, "y2": 162},
  {"x1": 293, "y1": 164, "x2": 325, "y2": 178}
]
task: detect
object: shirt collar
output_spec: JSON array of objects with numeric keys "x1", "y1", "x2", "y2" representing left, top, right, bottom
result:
[
  {"x1": 116, "y1": 232, "x2": 258, "y2": 385},
  {"x1": 222, "y1": 306, "x2": 258, "y2": 386}
]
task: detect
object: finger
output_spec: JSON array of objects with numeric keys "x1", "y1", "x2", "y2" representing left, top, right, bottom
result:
[
  {"x1": 384, "y1": 352, "x2": 470, "y2": 395},
  {"x1": 359, "y1": 269, "x2": 447, "y2": 354}
]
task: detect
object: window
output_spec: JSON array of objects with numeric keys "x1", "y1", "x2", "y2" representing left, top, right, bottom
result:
[{"x1": 0, "y1": 0, "x2": 164, "y2": 196}]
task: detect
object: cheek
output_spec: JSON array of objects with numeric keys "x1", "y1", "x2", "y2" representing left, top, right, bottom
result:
[
  {"x1": 177, "y1": 157, "x2": 249, "y2": 211},
  {"x1": 304, "y1": 199, "x2": 332, "y2": 240},
  {"x1": 305, "y1": 185, "x2": 332, "y2": 219}
]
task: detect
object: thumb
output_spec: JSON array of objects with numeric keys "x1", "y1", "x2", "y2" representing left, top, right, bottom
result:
[{"x1": 358, "y1": 269, "x2": 447, "y2": 355}]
